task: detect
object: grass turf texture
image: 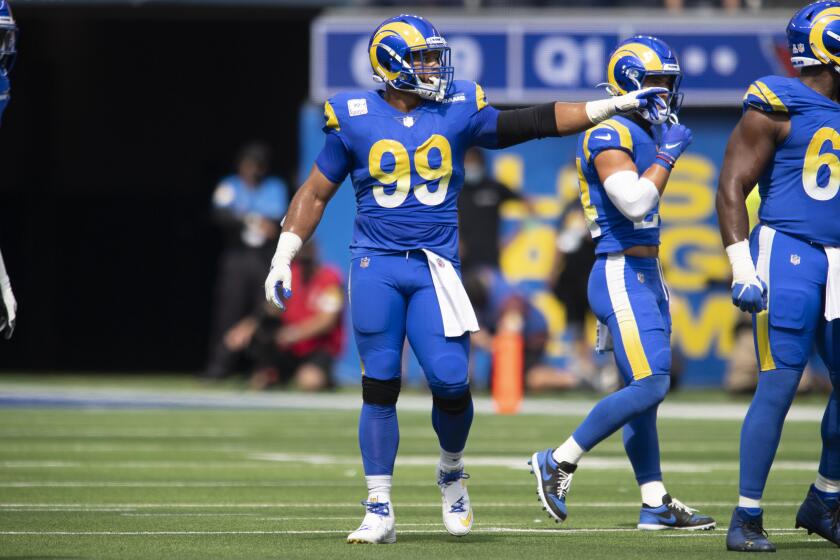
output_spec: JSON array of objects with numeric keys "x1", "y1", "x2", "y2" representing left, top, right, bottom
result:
[{"x1": 0, "y1": 396, "x2": 835, "y2": 558}]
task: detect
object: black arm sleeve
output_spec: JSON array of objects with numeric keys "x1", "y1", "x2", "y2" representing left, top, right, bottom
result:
[{"x1": 495, "y1": 103, "x2": 559, "y2": 149}]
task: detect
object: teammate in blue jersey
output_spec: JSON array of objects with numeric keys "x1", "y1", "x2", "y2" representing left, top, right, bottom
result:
[
  {"x1": 717, "y1": 2, "x2": 840, "y2": 552},
  {"x1": 529, "y1": 36, "x2": 715, "y2": 532},
  {"x1": 262, "y1": 14, "x2": 667, "y2": 544},
  {"x1": 0, "y1": 1, "x2": 17, "y2": 340}
]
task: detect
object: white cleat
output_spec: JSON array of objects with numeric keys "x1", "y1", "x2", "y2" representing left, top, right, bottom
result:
[
  {"x1": 346, "y1": 497, "x2": 396, "y2": 544},
  {"x1": 438, "y1": 468, "x2": 473, "y2": 536}
]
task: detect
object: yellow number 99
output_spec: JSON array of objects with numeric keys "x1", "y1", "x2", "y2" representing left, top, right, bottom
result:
[
  {"x1": 414, "y1": 134, "x2": 452, "y2": 206},
  {"x1": 367, "y1": 135, "x2": 453, "y2": 208},
  {"x1": 369, "y1": 139, "x2": 411, "y2": 209},
  {"x1": 802, "y1": 127, "x2": 840, "y2": 202}
]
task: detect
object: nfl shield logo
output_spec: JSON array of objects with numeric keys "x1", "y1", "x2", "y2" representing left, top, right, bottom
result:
[
  {"x1": 402, "y1": 116, "x2": 415, "y2": 128},
  {"x1": 436, "y1": 258, "x2": 445, "y2": 268},
  {"x1": 637, "y1": 272, "x2": 645, "y2": 284},
  {"x1": 790, "y1": 254, "x2": 801, "y2": 266},
  {"x1": 360, "y1": 257, "x2": 370, "y2": 269}
]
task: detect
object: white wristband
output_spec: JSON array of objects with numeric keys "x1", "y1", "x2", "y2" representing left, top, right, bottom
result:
[
  {"x1": 725, "y1": 240, "x2": 758, "y2": 286},
  {"x1": 585, "y1": 98, "x2": 616, "y2": 124},
  {"x1": 271, "y1": 232, "x2": 303, "y2": 266}
]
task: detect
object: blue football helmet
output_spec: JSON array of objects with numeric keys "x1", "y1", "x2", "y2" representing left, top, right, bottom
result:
[
  {"x1": 604, "y1": 35, "x2": 683, "y2": 125},
  {"x1": 788, "y1": 1, "x2": 840, "y2": 71},
  {"x1": 368, "y1": 14, "x2": 453, "y2": 102}
]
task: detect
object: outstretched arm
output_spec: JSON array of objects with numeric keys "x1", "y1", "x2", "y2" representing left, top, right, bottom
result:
[
  {"x1": 715, "y1": 108, "x2": 787, "y2": 312},
  {"x1": 494, "y1": 88, "x2": 667, "y2": 148},
  {"x1": 264, "y1": 165, "x2": 340, "y2": 309}
]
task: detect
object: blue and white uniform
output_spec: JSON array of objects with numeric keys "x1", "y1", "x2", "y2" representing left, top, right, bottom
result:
[
  {"x1": 577, "y1": 116, "x2": 671, "y2": 384},
  {"x1": 315, "y1": 79, "x2": 499, "y2": 405},
  {"x1": 738, "y1": 75, "x2": 840, "y2": 501},
  {"x1": 743, "y1": 75, "x2": 840, "y2": 381}
]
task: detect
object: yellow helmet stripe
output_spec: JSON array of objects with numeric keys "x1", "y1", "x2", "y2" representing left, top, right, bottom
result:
[
  {"x1": 606, "y1": 42, "x2": 664, "y2": 93},
  {"x1": 810, "y1": 7, "x2": 840, "y2": 66}
]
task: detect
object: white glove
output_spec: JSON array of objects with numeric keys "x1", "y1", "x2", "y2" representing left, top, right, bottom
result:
[
  {"x1": 264, "y1": 232, "x2": 303, "y2": 311},
  {"x1": 0, "y1": 251, "x2": 16, "y2": 339},
  {"x1": 726, "y1": 240, "x2": 767, "y2": 313},
  {"x1": 585, "y1": 87, "x2": 668, "y2": 124}
]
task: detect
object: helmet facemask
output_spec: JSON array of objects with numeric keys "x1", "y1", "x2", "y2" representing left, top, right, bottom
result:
[{"x1": 403, "y1": 46, "x2": 453, "y2": 102}]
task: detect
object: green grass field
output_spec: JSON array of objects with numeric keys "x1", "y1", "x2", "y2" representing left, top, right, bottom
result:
[{"x1": 0, "y1": 379, "x2": 836, "y2": 559}]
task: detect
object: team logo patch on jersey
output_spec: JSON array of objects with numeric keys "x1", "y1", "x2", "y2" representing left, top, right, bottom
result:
[
  {"x1": 790, "y1": 254, "x2": 801, "y2": 266},
  {"x1": 402, "y1": 116, "x2": 415, "y2": 128},
  {"x1": 360, "y1": 257, "x2": 371, "y2": 269},
  {"x1": 348, "y1": 98, "x2": 368, "y2": 117}
]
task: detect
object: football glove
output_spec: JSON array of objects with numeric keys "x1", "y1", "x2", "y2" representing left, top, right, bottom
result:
[
  {"x1": 264, "y1": 232, "x2": 302, "y2": 311},
  {"x1": 655, "y1": 123, "x2": 693, "y2": 170},
  {"x1": 585, "y1": 87, "x2": 668, "y2": 124},
  {"x1": 726, "y1": 240, "x2": 767, "y2": 314}
]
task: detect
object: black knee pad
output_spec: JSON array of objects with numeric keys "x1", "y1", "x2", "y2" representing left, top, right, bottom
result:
[
  {"x1": 362, "y1": 376, "x2": 401, "y2": 406},
  {"x1": 433, "y1": 389, "x2": 472, "y2": 415}
]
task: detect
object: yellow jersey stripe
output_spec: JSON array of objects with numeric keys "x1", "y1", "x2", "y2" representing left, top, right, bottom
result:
[
  {"x1": 605, "y1": 255, "x2": 652, "y2": 380},
  {"x1": 753, "y1": 81, "x2": 788, "y2": 113},
  {"x1": 324, "y1": 101, "x2": 340, "y2": 131},
  {"x1": 476, "y1": 83, "x2": 487, "y2": 111}
]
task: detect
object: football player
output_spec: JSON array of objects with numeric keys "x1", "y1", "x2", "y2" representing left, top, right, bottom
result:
[
  {"x1": 0, "y1": 1, "x2": 16, "y2": 340},
  {"x1": 529, "y1": 36, "x2": 715, "y2": 531},
  {"x1": 263, "y1": 14, "x2": 667, "y2": 544},
  {"x1": 717, "y1": 1, "x2": 840, "y2": 551}
]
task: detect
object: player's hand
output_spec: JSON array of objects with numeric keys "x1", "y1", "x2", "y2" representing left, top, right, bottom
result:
[
  {"x1": 731, "y1": 277, "x2": 767, "y2": 313},
  {"x1": 656, "y1": 123, "x2": 693, "y2": 169},
  {"x1": 613, "y1": 87, "x2": 668, "y2": 117},
  {"x1": 725, "y1": 240, "x2": 766, "y2": 313},
  {"x1": 264, "y1": 232, "x2": 303, "y2": 312},
  {"x1": 264, "y1": 260, "x2": 293, "y2": 311},
  {"x1": 585, "y1": 87, "x2": 668, "y2": 124},
  {"x1": 0, "y1": 275, "x2": 16, "y2": 340}
]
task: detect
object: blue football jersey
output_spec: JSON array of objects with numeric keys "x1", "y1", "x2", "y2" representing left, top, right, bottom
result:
[
  {"x1": 575, "y1": 115, "x2": 661, "y2": 255},
  {"x1": 744, "y1": 75, "x2": 840, "y2": 246},
  {"x1": 315, "y1": 80, "x2": 499, "y2": 264}
]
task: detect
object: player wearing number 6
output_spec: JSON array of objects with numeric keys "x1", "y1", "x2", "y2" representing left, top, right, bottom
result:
[
  {"x1": 263, "y1": 14, "x2": 667, "y2": 544},
  {"x1": 717, "y1": 1, "x2": 840, "y2": 552}
]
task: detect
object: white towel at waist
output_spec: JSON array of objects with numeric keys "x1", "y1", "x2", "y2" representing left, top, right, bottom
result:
[
  {"x1": 421, "y1": 249, "x2": 480, "y2": 337},
  {"x1": 825, "y1": 246, "x2": 840, "y2": 321}
]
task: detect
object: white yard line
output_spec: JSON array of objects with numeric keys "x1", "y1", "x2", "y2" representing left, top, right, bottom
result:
[
  {"x1": 0, "y1": 501, "x2": 803, "y2": 510},
  {"x1": 0, "y1": 385, "x2": 825, "y2": 422},
  {"x1": 250, "y1": 452, "x2": 818, "y2": 473},
  {"x1": 0, "y1": 527, "x2": 815, "y2": 537}
]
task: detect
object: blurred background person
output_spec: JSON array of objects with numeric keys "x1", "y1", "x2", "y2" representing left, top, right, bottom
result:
[
  {"x1": 465, "y1": 267, "x2": 580, "y2": 393},
  {"x1": 458, "y1": 147, "x2": 529, "y2": 275},
  {"x1": 203, "y1": 142, "x2": 288, "y2": 380},
  {"x1": 223, "y1": 241, "x2": 344, "y2": 391}
]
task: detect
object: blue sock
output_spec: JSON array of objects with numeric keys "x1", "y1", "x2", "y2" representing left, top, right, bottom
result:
[
  {"x1": 573, "y1": 375, "x2": 669, "y2": 451},
  {"x1": 359, "y1": 403, "x2": 399, "y2": 475},
  {"x1": 737, "y1": 507, "x2": 763, "y2": 518},
  {"x1": 819, "y1": 384, "x2": 840, "y2": 482},
  {"x1": 813, "y1": 486, "x2": 840, "y2": 504},
  {"x1": 623, "y1": 405, "x2": 662, "y2": 485},
  {"x1": 431, "y1": 397, "x2": 474, "y2": 453},
  {"x1": 739, "y1": 368, "x2": 801, "y2": 499}
]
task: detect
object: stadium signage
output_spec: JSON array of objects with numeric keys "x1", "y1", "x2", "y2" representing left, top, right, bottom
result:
[{"x1": 312, "y1": 14, "x2": 790, "y2": 106}]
